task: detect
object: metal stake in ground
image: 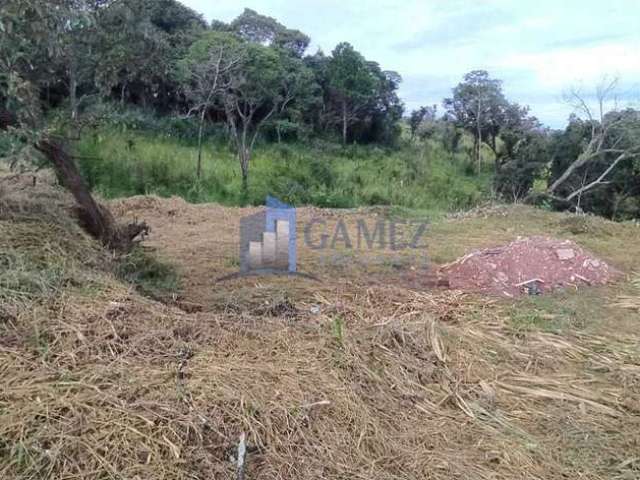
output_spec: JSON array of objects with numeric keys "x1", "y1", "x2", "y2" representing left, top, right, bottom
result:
[{"x1": 237, "y1": 433, "x2": 247, "y2": 480}]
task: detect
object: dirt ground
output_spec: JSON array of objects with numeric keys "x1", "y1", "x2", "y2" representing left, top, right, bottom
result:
[
  {"x1": 2, "y1": 183, "x2": 640, "y2": 480},
  {"x1": 110, "y1": 195, "x2": 638, "y2": 311}
]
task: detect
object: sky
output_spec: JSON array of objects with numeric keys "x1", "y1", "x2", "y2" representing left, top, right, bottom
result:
[{"x1": 181, "y1": 0, "x2": 640, "y2": 128}]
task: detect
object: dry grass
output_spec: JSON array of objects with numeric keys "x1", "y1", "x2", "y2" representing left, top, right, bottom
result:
[
  {"x1": 1, "y1": 183, "x2": 640, "y2": 479},
  {"x1": 613, "y1": 274, "x2": 640, "y2": 312}
]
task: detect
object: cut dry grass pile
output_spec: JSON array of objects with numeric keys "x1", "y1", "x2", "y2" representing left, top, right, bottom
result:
[
  {"x1": 613, "y1": 274, "x2": 640, "y2": 312},
  {"x1": 2, "y1": 280, "x2": 639, "y2": 479},
  {"x1": 0, "y1": 174, "x2": 110, "y2": 315},
  {"x1": 1, "y1": 186, "x2": 640, "y2": 479}
]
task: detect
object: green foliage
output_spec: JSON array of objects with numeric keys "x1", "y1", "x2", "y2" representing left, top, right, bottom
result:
[
  {"x1": 74, "y1": 126, "x2": 491, "y2": 212},
  {"x1": 331, "y1": 316, "x2": 345, "y2": 346},
  {"x1": 0, "y1": 212, "x2": 108, "y2": 307},
  {"x1": 324, "y1": 42, "x2": 403, "y2": 144},
  {"x1": 115, "y1": 247, "x2": 180, "y2": 300},
  {"x1": 444, "y1": 70, "x2": 508, "y2": 148},
  {"x1": 549, "y1": 111, "x2": 640, "y2": 219},
  {"x1": 494, "y1": 126, "x2": 549, "y2": 201},
  {"x1": 494, "y1": 144, "x2": 546, "y2": 201},
  {"x1": 328, "y1": 42, "x2": 377, "y2": 103},
  {"x1": 92, "y1": 0, "x2": 205, "y2": 108},
  {"x1": 409, "y1": 105, "x2": 437, "y2": 139},
  {"x1": 0, "y1": 249, "x2": 68, "y2": 303},
  {"x1": 0, "y1": 0, "x2": 74, "y2": 127},
  {"x1": 230, "y1": 8, "x2": 310, "y2": 57}
]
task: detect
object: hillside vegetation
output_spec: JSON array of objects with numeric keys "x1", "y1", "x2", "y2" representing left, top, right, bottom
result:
[
  {"x1": 75, "y1": 124, "x2": 492, "y2": 211},
  {"x1": 3, "y1": 1, "x2": 640, "y2": 220}
]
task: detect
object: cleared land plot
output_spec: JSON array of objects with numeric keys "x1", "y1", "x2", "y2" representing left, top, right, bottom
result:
[{"x1": 1, "y1": 179, "x2": 640, "y2": 479}]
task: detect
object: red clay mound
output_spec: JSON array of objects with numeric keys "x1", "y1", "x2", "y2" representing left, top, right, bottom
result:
[{"x1": 442, "y1": 236, "x2": 620, "y2": 297}]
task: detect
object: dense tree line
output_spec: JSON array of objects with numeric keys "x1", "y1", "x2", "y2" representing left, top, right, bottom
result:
[
  {"x1": 411, "y1": 72, "x2": 640, "y2": 218},
  {"x1": 1, "y1": 1, "x2": 401, "y2": 143},
  {"x1": 1, "y1": 0, "x2": 639, "y2": 218}
]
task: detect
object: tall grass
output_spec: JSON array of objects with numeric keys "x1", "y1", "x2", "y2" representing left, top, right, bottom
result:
[{"x1": 75, "y1": 127, "x2": 493, "y2": 213}]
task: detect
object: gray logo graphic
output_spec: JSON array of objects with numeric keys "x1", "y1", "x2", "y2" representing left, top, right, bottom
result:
[
  {"x1": 217, "y1": 196, "x2": 429, "y2": 282},
  {"x1": 240, "y1": 195, "x2": 296, "y2": 274}
]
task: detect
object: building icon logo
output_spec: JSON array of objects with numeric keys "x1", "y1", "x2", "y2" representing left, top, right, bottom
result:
[
  {"x1": 240, "y1": 196, "x2": 297, "y2": 274},
  {"x1": 218, "y1": 195, "x2": 429, "y2": 282}
]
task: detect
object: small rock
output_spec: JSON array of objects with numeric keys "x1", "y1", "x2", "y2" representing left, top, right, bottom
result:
[
  {"x1": 556, "y1": 248, "x2": 575, "y2": 260},
  {"x1": 496, "y1": 272, "x2": 509, "y2": 283}
]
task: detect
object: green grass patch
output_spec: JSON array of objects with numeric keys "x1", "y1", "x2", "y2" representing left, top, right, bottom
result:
[
  {"x1": 0, "y1": 219, "x2": 107, "y2": 306},
  {"x1": 115, "y1": 247, "x2": 181, "y2": 301},
  {"x1": 75, "y1": 128, "x2": 492, "y2": 212},
  {"x1": 504, "y1": 289, "x2": 619, "y2": 335}
]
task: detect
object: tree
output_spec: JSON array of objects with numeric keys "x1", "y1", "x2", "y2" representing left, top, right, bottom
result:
[
  {"x1": 295, "y1": 46, "x2": 403, "y2": 145},
  {"x1": 543, "y1": 82, "x2": 640, "y2": 217},
  {"x1": 58, "y1": 1, "x2": 108, "y2": 120},
  {"x1": 409, "y1": 105, "x2": 437, "y2": 140},
  {"x1": 92, "y1": 0, "x2": 205, "y2": 111},
  {"x1": 178, "y1": 32, "x2": 242, "y2": 178},
  {"x1": 360, "y1": 67, "x2": 404, "y2": 145},
  {"x1": 269, "y1": 51, "x2": 319, "y2": 143},
  {"x1": 230, "y1": 8, "x2": 310, "y2": 57},
  {"x1": 0, "y1": 0, "x2": 70, "y2": 126},
  {"x1": 0, "y1": 0, "x2": 147, "y2": 250},
  {"x1": 220, "y1": 42, "x2": 288, "y2": 195},
  {"x1": 494, "y1": 104, "x2": 547, "y2": 199},
  {"x1": 92, "y1": 1, "x2": 174, "y2": 107},
  {"x1": 327, "y1": 43, "x2": 378, "y2": 144},
  {"x1": 409, "y1": 107, "x2": 426, "y2": 140},
  {"x1": 444, "y1": 70, "x2": 508, "y2": 171},
  {"x1": 546, "y1": 79, "x2": 640, "y2": 206},
  {"x1": 440, "y1": 116, "x2": 463, "y2": 153}
]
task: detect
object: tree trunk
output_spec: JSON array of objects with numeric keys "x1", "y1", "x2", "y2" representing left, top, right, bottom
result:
[
  {"x1": 342, "y1": 100, "x2": 348, "y2": 145},
  {"x1": 69, "y1": 61, "x2": 78, "y2": 121},
  {"x1": 472, "y1": 137, "x2": 479, "y2": 171},
  {"x1": 36, "y1": 137, "x2": 114, "y2": 242},
  {"x1": 34, "y1": 137, "x2": 147, "y2": 251},
  {"x1": 240, "y1": 147, "x2": 250, "y2": 202},
  {"x1": 238, "y1": 120, "x2": 252, "y2": 201},
  {"x1": 241, "y1": 165, "x2": 248, "y2": 197},
  {"x1": 547, "y1": 151, "x2": 592, "y2": 194},
  {"x1": 476, "y1": 98, "x2": 482, "y2": 173},
  {"x1": 196, "y1": 108, "x2": 206, "y2": 179}
]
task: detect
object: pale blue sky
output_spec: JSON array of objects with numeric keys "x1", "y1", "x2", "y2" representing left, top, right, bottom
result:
[{"x1": 181, "y1": 0, "x2": 640, "y2": 128}]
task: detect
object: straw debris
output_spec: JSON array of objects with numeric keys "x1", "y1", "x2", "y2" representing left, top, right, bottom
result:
[{"x1": 1, "y1": 188, "x2": 639, "y2": 479}]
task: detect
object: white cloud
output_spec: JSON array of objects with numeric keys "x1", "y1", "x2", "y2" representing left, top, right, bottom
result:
[{"x1": 498, "y1": 43, "x2": 640, "y2": 90}]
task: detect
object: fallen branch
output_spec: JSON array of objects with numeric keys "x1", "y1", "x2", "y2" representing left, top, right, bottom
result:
[{"x1": 565, "y1": 152, "x2": 634, "y2": 201}]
